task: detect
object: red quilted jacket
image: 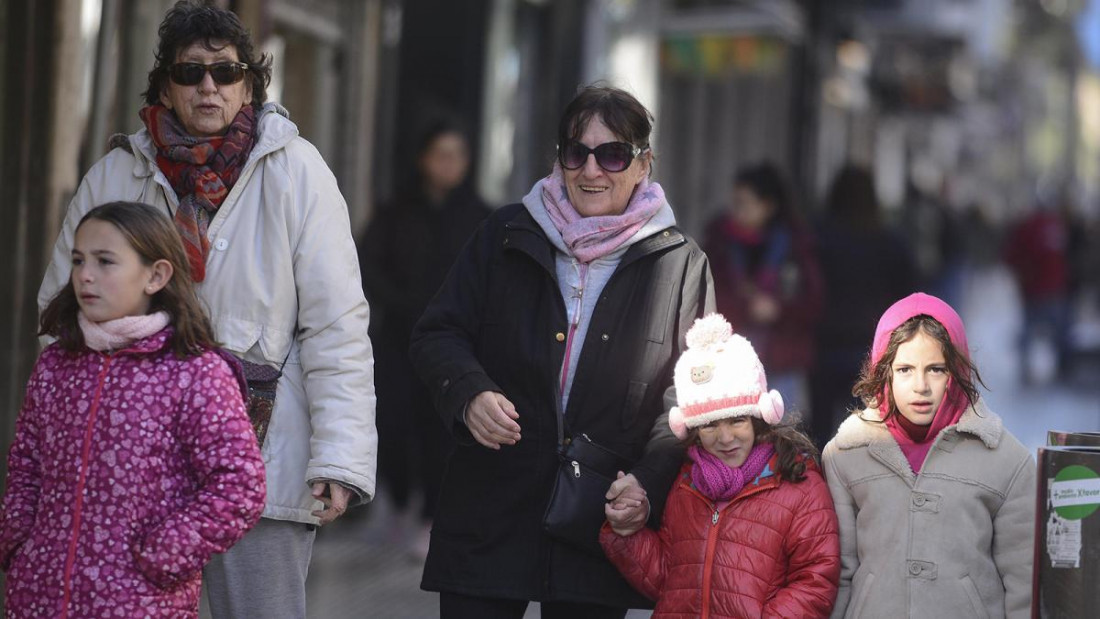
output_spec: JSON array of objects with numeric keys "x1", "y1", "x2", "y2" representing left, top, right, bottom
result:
[{"x1": 600, "y1": 454, "x2": 840, "y2": 618}]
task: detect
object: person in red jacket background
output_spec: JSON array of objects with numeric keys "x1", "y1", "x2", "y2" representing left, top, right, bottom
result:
[
  {"x1": 601, "y1": 313, "x2": 839, "y2": 618},
  {"x1": 703, "y1": 163, "x2": 823, "y2": 415}
]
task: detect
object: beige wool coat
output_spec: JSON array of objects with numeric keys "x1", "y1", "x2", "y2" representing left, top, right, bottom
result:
[{"x1": 823, "y1": 401, "x2": 1035, "y2": 619}]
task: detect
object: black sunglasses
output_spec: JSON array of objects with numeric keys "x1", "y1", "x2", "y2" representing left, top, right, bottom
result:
[
  {"x1": 558, "y1": 140, "x2": 648, "y2": 173},
  {"x1": 168, "y1": 61, "x2": 250, "y2": 86}
]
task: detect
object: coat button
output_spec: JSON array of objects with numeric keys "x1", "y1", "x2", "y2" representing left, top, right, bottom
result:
[
  {"x1": 601, "y1": 334, "x2": 609, "y2": 341},
  {"x1": 913, "y1": 495, "x2": 926, "y2": 507},
  {"x1": 441, "y1": 378, "x2": 450, "y2": 389},
  {"x1": 909, "y1": 562, "x2": 921, "y2": 575},
  {"x1": 555, "y1": 332, "x2": 565, "y2": 342}
]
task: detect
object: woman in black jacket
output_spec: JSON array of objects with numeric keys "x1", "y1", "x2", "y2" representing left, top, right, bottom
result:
[{"x1": 410, "y1": 86, "x2": 714, "y2": 618}]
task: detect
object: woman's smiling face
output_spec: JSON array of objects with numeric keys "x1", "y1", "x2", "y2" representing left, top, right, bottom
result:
[{"x1": 563, "y1": 115, "x2": 649, "y2": 217}]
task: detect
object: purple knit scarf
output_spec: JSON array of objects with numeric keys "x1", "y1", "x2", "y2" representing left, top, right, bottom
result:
[
  {"x1": 689, "y1": 442, "x2": 775, "y2": 501},
  {"x1": 540, "y1": 163, "x2": 666, "y2": 263}
]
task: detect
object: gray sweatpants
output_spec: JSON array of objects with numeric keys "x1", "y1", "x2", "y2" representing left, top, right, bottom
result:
[{"x1": 202, "y1": 517, "x2": 317, "y2": 619}]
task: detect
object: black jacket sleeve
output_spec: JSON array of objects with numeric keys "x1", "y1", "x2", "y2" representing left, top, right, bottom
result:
[
  {"x1": 408, "y1": 216, "x2": 500, "y2": 445},
  {"x1": 629, "y1": 246, "x2": 715, "y2": 526}
]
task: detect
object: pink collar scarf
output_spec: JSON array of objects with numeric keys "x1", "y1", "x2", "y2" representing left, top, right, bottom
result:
[
  {"x1": 78, "y1": 311, "x2": 171, "y2": 352},
  {"x1": 540, "y1": 163, "x2": 667, "y2": 263},
  {"x1": 689, "y1": 442, "x2": 775, "y2": 501},
  {"x1": 872, "y1": 293, "x2": 971, "y2": 473},
  {"x1": 884, "y1": 378, "x2": 969, "y2": 473}
]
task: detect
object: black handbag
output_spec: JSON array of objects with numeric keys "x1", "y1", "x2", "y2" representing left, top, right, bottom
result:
[{"x1": 543, "y1": 433, "x2": 633, "y2": 557}]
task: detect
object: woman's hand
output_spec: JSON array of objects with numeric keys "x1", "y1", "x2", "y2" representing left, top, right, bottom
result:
[
  {"x1": 604, "y1": 471, "x2": 649, "y2": 536},
  {"x1": 465, "y1": 391, "x2": 521, "y2": 450},
  {"x1": 311, "y1": 481, "x2": 353, "y2": 525}
]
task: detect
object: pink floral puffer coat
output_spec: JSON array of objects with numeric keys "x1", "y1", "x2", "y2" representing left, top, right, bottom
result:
[{"x1": 0, "y1": 328, "x2": 266, "y2": 618}]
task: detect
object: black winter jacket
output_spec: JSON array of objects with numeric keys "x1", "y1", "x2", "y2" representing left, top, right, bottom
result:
[{"x1": 410, "y1": 203, "x2": 714, "y2": 607}]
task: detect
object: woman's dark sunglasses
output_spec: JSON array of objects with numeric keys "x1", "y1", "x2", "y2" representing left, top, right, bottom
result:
[
  {"x1": 558, "y1": 140, "x2": 647, "y2": 173},
  {"x1": 168, "y1": 61, "x2": 250, "y2": 86}
]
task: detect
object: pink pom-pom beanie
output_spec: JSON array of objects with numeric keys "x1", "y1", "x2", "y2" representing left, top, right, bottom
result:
[{"x1": 668, "y1": 313, "x2": 785, "y2": 440}]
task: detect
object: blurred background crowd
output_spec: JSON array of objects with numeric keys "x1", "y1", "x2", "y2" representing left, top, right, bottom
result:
[{"x1": 2, "y1": 0, "x2": 1099, "y2": 616}]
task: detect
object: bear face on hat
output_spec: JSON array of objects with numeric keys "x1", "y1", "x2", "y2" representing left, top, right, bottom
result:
[{"x1": 668, "y1": 314, "x2": 784, "y2": 440}]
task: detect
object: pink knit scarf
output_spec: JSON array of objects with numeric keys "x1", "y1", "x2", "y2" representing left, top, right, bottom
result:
[
  {"x1": 689, "y1": 442, "x2": 775, "y2": 501},
  {"x1": 78, "y1": 311, "x2": 171, "y2": 352},
  {"x1": 540, "y1": 163, "x2": 666, "y2": 263}
]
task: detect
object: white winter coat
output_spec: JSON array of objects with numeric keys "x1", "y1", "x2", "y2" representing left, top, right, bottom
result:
[{"x1": 38, "y1": 104, "x2": 377, "y2": 524}]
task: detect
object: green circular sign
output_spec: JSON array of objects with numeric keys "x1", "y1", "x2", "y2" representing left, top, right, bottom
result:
[{"x1": 1053, "y1": 464, "x2": 1100, "y2": 520}]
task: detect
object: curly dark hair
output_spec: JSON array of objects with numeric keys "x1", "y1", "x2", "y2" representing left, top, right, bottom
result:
[
  {"x1": 40, "y1": 201, "x2": 220, "y2": 358},
  {"x1": 142, "y1": 0, "x2": 272, "y2": 108},
  {"x1": 684, "y1": 416, "x2": 820, "y2": 483},
  {"x1": 851, "y1": 314, "x2": 985, "y2": 419}
]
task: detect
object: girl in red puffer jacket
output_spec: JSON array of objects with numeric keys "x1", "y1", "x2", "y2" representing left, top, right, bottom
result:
[
  {"x1": 0, "y1": 202, "x2": 265, "y2": 618},
  {"x1": 600, "y1": 313, "x2": 840, "y2": 618}
]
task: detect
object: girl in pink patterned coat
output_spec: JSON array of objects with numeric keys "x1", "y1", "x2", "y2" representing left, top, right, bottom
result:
[{"x1": 0, "y1": 201, "x2": 266, "y2": 618}]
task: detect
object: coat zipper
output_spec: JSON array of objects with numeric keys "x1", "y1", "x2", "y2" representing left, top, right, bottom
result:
[
  {"x1": 700, "y1": 505, "x2": 721, "y2": 619},
  {"x1": 682, "y1": 474, "x2": 776, "y2": 619},
  {"x1": 59, "y1": 354, "x2": 112, "y2": 618},
  {"x1": 558, "y1": 262, "x2": 589, "y2": 404}
]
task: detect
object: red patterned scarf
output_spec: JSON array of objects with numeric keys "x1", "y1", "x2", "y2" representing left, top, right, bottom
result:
[{"x1": 140, "y1": 104, "x2": 256, "y2": 281}]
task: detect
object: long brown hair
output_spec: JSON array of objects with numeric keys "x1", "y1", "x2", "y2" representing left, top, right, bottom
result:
[
  {"x1": 684, "y1": 415, "x2": 820, "y2": 483},
  {"x1": 851, "y1": 314, "x2": 985, "y2": 419},
  {"x1": 40, "y1": 201, "x2": 219, "y2": 357}
]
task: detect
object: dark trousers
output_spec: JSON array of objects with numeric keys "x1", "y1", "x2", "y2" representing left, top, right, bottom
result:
[{"x1": 439, "y1": 592, "x2": 628, "y2": 619}]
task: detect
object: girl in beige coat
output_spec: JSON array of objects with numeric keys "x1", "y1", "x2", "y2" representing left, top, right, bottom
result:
[{"x1": 823, "y1": 293, "x2": 1035, "y2": 619}]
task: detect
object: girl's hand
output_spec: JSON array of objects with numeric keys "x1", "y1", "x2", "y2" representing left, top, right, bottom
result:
[
  {"x1": 604, "y1": 471, "x2": 649, "y2": 535},
  {"x1": 750, "y1": 293, "x2": 780, "y2": 324}
]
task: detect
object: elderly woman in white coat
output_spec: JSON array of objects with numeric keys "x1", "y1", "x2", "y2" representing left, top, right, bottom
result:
[
  {"x1": 36, "y1": 3, "x2": 376, "y2": 618},
  {"x1": 823, "y1": 293, "x2": 1034, "y2": 619}
]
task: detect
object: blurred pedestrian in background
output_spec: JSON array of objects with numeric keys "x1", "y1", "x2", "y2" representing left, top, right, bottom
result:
[
  {"x1": 1004, "y1": 199, "x2": 1071, "y2": 384},
  {"x1": 410, "y1": 85, "x2": 714, "y2": 618},
  {"x1": 810, "y1": 165, "x2": 918, "y2": 447},
  {"x1": 357, "y1": 118, "x2": 489, "y2": 557},
  {"x1": 703, "y1": 161, "x2": 823, "y2": 418},
  {"x1": 35, "y1": 2, "x2": 377, "y2": 617},
  {"x1": 823, "y1": 292, "x2": 1034, "y2": 618}
]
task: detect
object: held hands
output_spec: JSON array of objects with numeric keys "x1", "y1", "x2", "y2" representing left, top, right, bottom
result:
[
  {"x1": 311, "y1": 481, "x2": 352, "y2": 525},
  {"x1": 465, "y1": 391, "x2": 521, "y2": 450},
  {"x1": 604, "y1": 471, "x2": 649, "y2": 536}
]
